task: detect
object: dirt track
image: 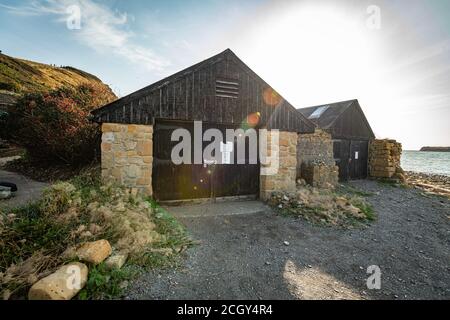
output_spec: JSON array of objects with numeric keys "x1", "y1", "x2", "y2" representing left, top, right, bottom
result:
[{"x1": 126, "y1": 180, "x2": 450, "y2": 300}]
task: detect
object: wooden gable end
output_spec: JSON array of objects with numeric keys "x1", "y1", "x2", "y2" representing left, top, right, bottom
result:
[
  {"x1": 329, "y1": 102, "x2": 375, "y2": 140},
  {"x1": 91, "y1": 49, "x2": 315, "y2": 133}
]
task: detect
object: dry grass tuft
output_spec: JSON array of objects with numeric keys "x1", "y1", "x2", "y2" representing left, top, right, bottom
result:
[{"x1": 268, "y1": 186, "x2": 375, "y2": 227}]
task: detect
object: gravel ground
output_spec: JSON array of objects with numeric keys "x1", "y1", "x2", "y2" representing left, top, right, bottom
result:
[
  {"x1": 125, "y1": 180, "x2": 450, "y2": 300},
  {"x1": 0, "y1": 169, "x2": 49, "y2": 209}
]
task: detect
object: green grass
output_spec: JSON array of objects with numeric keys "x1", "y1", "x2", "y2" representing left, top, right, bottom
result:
[
  {"x1": 349, "y1": 198, "x2": 376, "y2": 221},
  {"x1": 77, "y1": 263, "x2": 137, "y2": 300}
]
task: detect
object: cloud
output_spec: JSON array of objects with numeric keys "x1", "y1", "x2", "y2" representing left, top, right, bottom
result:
[{"x1": 1, "y1": 0, "x2": 170, "y2": 71}]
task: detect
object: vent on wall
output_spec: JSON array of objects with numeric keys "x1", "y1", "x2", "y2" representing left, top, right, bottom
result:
[{"x1": 215, "y1": 78, "x2": 239, "y2": 99}]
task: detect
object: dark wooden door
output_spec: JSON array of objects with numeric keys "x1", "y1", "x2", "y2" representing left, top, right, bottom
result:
[
  {"x1": 153, "y1": 120, "x2": 259, "y2": 201},
  {"x1": 349, "y1": 140, "x2": 369, "y2": 179},
  {"x1": 333, "y1": 139, "x2": 350, "y2": 181}
]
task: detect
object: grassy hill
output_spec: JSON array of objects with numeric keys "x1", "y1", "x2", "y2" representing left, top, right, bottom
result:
[{"x1": 0, "y1": 52, "x2": 116, "y2": 100}]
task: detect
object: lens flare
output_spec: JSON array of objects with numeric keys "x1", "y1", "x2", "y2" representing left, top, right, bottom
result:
[
  {"x1": 241, "y1": 112, "x2": 261, "y2": 130},
  {"x1": 263, "y1": 87, "x2": 282, "y2": 106}
]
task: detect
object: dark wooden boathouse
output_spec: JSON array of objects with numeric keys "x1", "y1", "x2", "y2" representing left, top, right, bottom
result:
[
  {"x1": 92, "y1": 49, "x2": 315, "y2": 200},
  {"x1": 297, "y1": 100, "x2": 375, "y2": 181}
]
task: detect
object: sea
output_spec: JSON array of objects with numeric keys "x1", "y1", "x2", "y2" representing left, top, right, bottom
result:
[{"x1": 401, "y1": 150, "x2": 450, "y2": 177}]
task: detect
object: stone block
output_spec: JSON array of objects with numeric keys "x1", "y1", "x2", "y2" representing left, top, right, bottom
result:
[
  {"x1": 101, "y1": 142, "x2": 112, "y2": 153},
  {"x1": 28, "y1": 263, "x2": 88, "y2": 300},
  {"x1": 76, "y1": 240, "x2": 112, "y2": 265},
  {"x1": 137, "y1": 141, "x2": 152, "y2": 156},
  {"x1": 105, "y1": 253, "x2": 128, "y2": 270}
]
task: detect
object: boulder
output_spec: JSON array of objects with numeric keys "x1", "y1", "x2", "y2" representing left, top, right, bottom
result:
[
  {"x1": 28, "y1": 262, "x2": 88, "y2": 300},
  {"x1": 105, "y1": 252, "x2": 128, "y2": 270},
  {"x1": 76, "y1": 240, "x2": 112, "y2": 265}
]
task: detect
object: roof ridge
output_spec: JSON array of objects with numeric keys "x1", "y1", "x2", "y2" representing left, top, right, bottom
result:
[{"x1": 297, "y1": 99, "x2": 358, "y2": 111}]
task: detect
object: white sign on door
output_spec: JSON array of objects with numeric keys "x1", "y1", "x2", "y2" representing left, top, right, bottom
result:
[
  {"x1": 220, "y1": 141, "x2": 233, "y2": 164},
  {"x1": 355, "y1": 151, "x2": 359, "y2": 160}
]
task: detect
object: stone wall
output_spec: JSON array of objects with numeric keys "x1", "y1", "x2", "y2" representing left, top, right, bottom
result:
[
  {"x1": 297, "y1": 129, "x2": 339, "y2": 188},
  {"x1": 260, "y1": 131, "x2": 297, "y2": 200},
  {"x1": 369, "y1": 139, "x2": 403, "y2": 180},
  {"x1": 101, "y1": 123, "x2": 153, "y2": 196}
]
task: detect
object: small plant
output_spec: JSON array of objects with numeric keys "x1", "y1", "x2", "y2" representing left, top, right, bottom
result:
[
  {"x1": 77, "y1": 263, "x2": 136, "y2": 300},
  {"x1": 348, "y1": 197, "x2": 376, "y2": 221}
]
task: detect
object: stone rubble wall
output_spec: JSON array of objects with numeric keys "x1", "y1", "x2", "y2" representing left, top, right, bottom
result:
[
  {"x1": 369, "y1": 139, "x2": 403, "y2": 180},
  {"x1": 297, "y1": 129, "x2": 339, "y2": 188},
  {"x1": 260, "y1": 131, "x2": 297, "y2": 200},
  {"x1": 101, "y1": 123, "x2": 153, "y2": 196}
]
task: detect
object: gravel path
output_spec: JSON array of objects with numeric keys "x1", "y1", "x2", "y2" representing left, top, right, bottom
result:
[{"x1": 126, "y1": 180, "x2": 450, "y2": 300}]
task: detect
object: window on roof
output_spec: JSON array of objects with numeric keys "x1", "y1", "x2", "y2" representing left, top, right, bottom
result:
[
  {"x1": 216, "y1": 78, "x2": 239, "y2": 99},
  {"x1": 308, "y1": 106, "x2": 329, "y2": 119}
]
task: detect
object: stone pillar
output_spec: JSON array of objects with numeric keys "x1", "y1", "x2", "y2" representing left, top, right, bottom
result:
[
  {"x1": 101, "y1": 123, "x2": 153, "y2": 196},
  {"x1": 260, "y1": 131, "x2": 298, "y2": 200},
  {"x1": 369, "y1": 139, "x2": 403, "y2": 180},
  {"x1": 297, "y1": 129, "x2": 339, "y2": 188}
]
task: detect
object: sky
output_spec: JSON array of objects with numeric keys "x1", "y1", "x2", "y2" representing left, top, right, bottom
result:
[{"x1": 0, "y1": 0, "x2": 449, "y2": 150}]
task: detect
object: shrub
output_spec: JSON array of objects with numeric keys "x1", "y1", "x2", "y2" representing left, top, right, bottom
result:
[{"x1": 6, "y1": 83, "x2": 115, "y2": 166}]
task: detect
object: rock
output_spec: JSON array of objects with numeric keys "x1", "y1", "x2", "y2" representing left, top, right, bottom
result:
[
  {"x1": 76, "y1": 240, "x2": 112, "y2": 265},
  {"x1": 119, "y1": 281, "x2": 129, "y2": 290},
  {"x1": 79, "y1": 231, "x2": 93, "y2": 238},
  {"x1": 28, "y1": 262, "x2": 88, "y2": 300},
  {"x1": 335, "y1": 197, "x2": 348, "y2": 208},
  {"x1": 346, "y1": 205, "x2": 362, "y2": 216},
  {"x1": 105, "y1": 252, "x2": 128, "y2": 270},
  {"x1": 0, "y1": 186, "x2": 11, "y2": 200},
  {"x1": 61, "y1": 246, "x2": 77, "y2": 260},
  {"x1": 2, "y1": 289, "x2": 11, "y2": 300},
  {"x1": 283, "y1": 241, "x2": 290, "y2": 246},
  {"x1": 89, "y1": 223, "x2": 102, "y2": 235}
]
